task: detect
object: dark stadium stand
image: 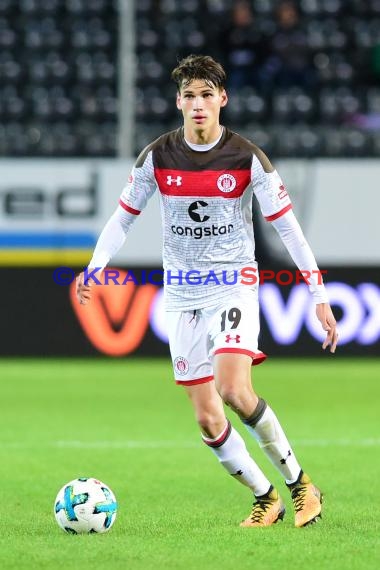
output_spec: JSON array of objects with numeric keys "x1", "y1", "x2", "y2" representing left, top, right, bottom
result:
[
  {"x1": 135, "y1": 0, "x2": 380, "y2": 158},
  {"x1": 0, "y1": 0, "x2": 379, "y2": 157},
  {"x1": 0, "y1": 0, "x2": 117, "y2": 156}
]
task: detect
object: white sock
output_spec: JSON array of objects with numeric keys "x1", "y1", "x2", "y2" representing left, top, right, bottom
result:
[
  {"x1": 202, "y1": 420, "x2": 271, "y2": 496},
  {"x1": 244, "y1": 401, "x2": 301, "y2": 484}
]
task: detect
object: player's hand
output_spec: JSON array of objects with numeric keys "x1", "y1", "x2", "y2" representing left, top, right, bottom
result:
[
  {"x1": 76, "y1": 271, "x2": 94, "y2": 305},
  {"x1": 316, "y1": 303, "x2": 338, "y2": 353}
]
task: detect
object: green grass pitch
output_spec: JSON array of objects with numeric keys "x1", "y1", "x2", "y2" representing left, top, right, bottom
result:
[{"x1": 0, "y1": 357, "x2": 379, "y2": 570}]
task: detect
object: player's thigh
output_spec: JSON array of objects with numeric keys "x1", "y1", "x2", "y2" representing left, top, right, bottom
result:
[
  {"x1": 213, "y1": 352, "x2": 253, "y2": 393},
  {"x1": 166, "y1": 310, "x2": 213, "y2": 384}
]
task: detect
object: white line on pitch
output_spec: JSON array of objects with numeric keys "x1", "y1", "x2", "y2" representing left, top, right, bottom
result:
[{"x1": 0, "y1": 438, "x2": 379, "y2": 449}]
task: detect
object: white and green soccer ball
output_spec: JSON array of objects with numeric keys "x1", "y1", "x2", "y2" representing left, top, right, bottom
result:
[{"x1": 54, "y1": 477, "x2": 117, "y2": 534}]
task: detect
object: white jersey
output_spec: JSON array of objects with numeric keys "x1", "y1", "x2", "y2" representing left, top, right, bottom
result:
[
  {"x1": 118, "y1": 127, "x2": 291, "y2": 310},
  {"x1": 90, "y1": 127, "x2": 328, "y2": 310}
]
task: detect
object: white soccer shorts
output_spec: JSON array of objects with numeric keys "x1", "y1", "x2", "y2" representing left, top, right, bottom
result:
[{"x1": 166, "y1": 289, "x2": 267, "y2": 385}]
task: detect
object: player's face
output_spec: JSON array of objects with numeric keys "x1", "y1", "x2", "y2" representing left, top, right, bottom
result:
[{"x1": 176, "y1": 79, "x2": 228, "y2": 142}]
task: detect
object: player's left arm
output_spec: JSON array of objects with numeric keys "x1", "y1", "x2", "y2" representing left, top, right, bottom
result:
[
  {"x1": 251, "y1": 149, "x2": 338, "y2": 353},
  {"x1": 315, "y1": 302, "x2": 338, "y2": 353},
  {"x1": 270, "y1": 210, "x2": 338, "y2": 353}
]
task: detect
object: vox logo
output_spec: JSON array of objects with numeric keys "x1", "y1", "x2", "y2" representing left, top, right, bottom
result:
[{"x1": 70, "y1": 269, "x2": 157, "y2": 356}]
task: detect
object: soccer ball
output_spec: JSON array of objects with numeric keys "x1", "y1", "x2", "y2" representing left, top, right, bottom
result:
[{"x1": 54, "y1": 477, "x2": 117, "y2": 534}]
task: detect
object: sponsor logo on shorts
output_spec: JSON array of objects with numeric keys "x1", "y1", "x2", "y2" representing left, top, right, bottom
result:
[
  {"x1": 174, "y1": 356, "x2": 189, "y2": 375},
  {"x1": 217, "y1": 173, "x2": 236, "y2": 193}
]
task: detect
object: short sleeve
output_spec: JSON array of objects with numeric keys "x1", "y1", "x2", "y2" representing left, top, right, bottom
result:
[
  {"x1": 251, "y1": 154, "x2": 292, "y2": 222},
  {"x1": 119, "y1": 150, "x2": 157, "y2": 216}
]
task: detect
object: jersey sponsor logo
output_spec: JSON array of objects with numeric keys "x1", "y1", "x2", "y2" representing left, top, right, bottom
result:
[
  {"x1": 217, "y1": 173, "x2": 237, "y2": 193},
  {"x1": 174, "y1": 356, "x2": 189, "y2": 375},
  {"x1": 172, "y1": 201, "x2": 233, "y2": 239},
  {"x1": 166, "y1": 175, "x2": 182, "y2": 186},
  {"x1": 188, "y1": 201, "x2": 210, "y2": 223},
  {"x1": 171, "y1": 223, "x2": 233, "y2": 239}
]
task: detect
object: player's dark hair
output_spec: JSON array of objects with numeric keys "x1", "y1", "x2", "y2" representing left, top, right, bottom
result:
[{"x1": 171, "y1": 54, "x2": 226, "y2": 91}]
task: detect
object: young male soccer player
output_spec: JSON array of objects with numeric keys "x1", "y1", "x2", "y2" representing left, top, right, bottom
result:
[{"x1": 76, "y1": 55, "x2": 338, "y2": 527}]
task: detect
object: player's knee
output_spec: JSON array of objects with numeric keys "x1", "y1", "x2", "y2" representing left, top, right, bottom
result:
[
  {"x1": 195, "y1": 412, "x2": 224, "y2": 437},
  {"x1": 218, "y1": 385, "x2": 241, "y2": 410},
  {"x1": 219, "y1": 384, "x2": 255, "y2": 416}
]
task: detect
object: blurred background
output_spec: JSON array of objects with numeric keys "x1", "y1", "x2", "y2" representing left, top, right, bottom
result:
[{"x1": 0, "y1": 0, "x2": 379, "y2": 358}]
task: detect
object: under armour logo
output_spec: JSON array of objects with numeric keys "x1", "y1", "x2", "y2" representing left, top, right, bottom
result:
[
  {"x1": 232, "y1": 470, "x2": 243, "y2": 477},
  {"x1": 167, "y1": 175, "x2": 182, "y2": 186},
  {"x1": 225, "y1": 334, "x2": 240, "y2": 343},
  {"x1": 280, "y1": 450, "x2": 292, "y2": 464}
]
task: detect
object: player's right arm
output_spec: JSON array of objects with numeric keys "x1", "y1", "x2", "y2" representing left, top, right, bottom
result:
[{"x1": 76, "y1": 148, "x2": 157, "y2": 305}]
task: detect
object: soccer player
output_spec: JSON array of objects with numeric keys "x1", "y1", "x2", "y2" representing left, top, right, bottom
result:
[{"x1": 76, "y1": 55, "x2": 338, "y2": 528}]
